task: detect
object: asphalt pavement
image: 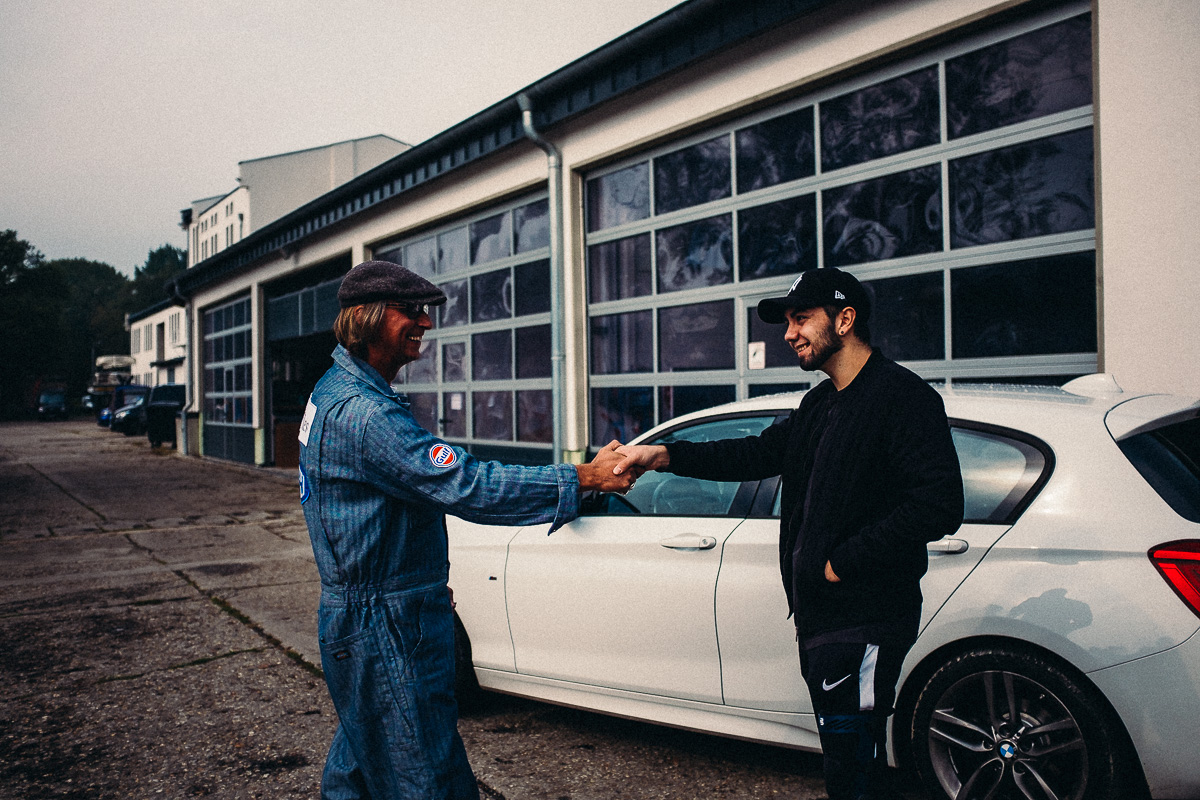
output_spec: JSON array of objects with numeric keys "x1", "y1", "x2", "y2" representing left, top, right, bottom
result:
[{"x1": 1, "y1": 419, "x2": 922, "y2": 800}]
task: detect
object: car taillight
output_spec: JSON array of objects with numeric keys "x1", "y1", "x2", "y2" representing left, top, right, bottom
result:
[{"x1": 1150, "y1": 540, "x2": 1200, "y2": 619}]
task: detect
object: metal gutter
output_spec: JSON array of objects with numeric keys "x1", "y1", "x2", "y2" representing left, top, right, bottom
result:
[{"x1": 172, "y1": 0, "x2": 835, "y2": 298}]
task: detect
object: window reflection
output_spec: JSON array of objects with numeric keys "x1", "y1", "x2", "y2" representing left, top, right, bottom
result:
[
  {"x1": 656, "y1": 215, "x2": 733, "y2": 293},
  {"x1": 659, "y1": 385, "x2": 736, "y2": 422},
  {"x1": 472, "y1": 330, "x2": 512, "y2": 380},
  {"x1": 439, "y1": 279, "x2": 469, "y2": 327},
  {"x1": 590, "y1": 311, "x2": 653, "y2": 375},
  {"x1": 408, "y1": 393, "x2": 438, "y2": 434},
  {"x1": 588, "y1": 234, "x2": 651, "y2": 302},
  {"x1": 738, "y1": 194, "x2": 817, "y2": 281},
  {"x1": 947, "y1": 14, "x2": 1092, "y2": 139},
  {"x1": 950, "y1": 128, "x2": 1094, "y2": 248},
  {"x1": 862, "y1": 272, "x2": 944, "y2": 361},
  {"x1": 438, "y1": 227, "x2": 469, "y2": 273},
  {"x1": 404, "y1": 339, "x2": 438, "y2": 383},
  {"x1": 404, "y1": 237, "x2": 438, "y2": 278},
  {"x1": 951, "y1": 252, "x2": 1096, "y2": 358},
  {"x1": 821, "y1": 67, "x2": 940, "y2": 172},
  {"x1": 514, "y1": 260, "x2": 551, "y2": 316},
  {"x1": 470, "y1": 212, "x2": 512, "y2": 264},
  {"x1": 590, "y1": 386, "x2": 653, "y2": 448},
  {"x1": 442, "y1": 342, "x2": 465, "y2": 382},
  {"x1": 514, "y1": 199, "x2": 550, "y2": 253},
  {"x1": 736, "y1": 106, "x2": 815, "y2": 194},
  {"x1": 659, "y1": 300, "x2": 735, "y2": 373},
  {"x1": 473, "y1": 391, "x2": 513, "y2": 441},
  {"x1": 823, "y1": 166, "x2": 942, "y2": 266},
  {"x1": 443, "y1": 392, "x2": 466, "y2": 437},
  {"x1": 654, "y1": 135, "x2": 731, "y2": 215},
  {"x1": 516, "y1": 325, "x2": 551, "y2": 379},
  {"x1": 471, "y1": 268, "x2": 512, "y2": 323},
  {"x1": 747, "y1": 308, "x2": 801, "y2": 369},
  {"x1": 517, "y1": 390, "x2": 553, "y2": 443},
  {"x1": 587, "y1": 162, "x2": 650, "y2": 232}
]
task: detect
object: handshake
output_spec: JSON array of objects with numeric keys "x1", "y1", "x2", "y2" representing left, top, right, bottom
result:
[{"x1": 575, "y1": 440, "x2": 671, "y2": 495}]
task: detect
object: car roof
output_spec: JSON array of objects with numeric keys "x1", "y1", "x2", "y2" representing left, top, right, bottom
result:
[{"x1": 637, "y1": 374, "x2": 1199, "y2": 442}]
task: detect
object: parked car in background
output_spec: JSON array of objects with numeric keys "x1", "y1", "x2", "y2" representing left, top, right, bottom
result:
[
  {"x1": 110, "y1": 394, "x2": 149, "y2": 436},
  {"x1": 36, "y1": 390, "x2": 69, "y2": 421},
  {"x1": 145, "y1": 384, "x2": 186, "y2": 447},
  {"x1": 447, "y1": 375, "x2": 1200, "y2": 800},
  {"x1": 102, "y1": 384, "x2": 149, "y2": 431}
]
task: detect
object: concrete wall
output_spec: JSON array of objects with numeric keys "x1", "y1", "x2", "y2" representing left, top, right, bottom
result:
[{"x1": 1095, "y1": 0, "x2": 1200, "y2": 396}]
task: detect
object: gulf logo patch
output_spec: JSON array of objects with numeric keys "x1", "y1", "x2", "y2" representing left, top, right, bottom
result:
[{"x1": 429, "y1": 444, "x2": 458, "y2": 469}]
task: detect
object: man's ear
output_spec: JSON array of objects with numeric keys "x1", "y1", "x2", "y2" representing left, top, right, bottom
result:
[{"x1": 836, "y1": 306, "x2": 856, "y2": 337}]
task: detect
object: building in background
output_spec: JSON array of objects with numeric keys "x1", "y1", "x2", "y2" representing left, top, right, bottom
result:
[
  {"x1": 127, "y1": 300, "x2": 187, "y2": 388},
  {"x1": 163, "y1": 0, "x2": 1199, "y2": 474}
]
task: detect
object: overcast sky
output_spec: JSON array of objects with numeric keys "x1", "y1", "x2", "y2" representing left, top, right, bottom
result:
[{"x1": 1, "y1": 1, "x2": 683, "y2": 275}]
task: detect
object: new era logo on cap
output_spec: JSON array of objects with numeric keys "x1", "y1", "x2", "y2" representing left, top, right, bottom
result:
[{"x1": 834, "y1": 290, "x2": 845, "y2": 300}]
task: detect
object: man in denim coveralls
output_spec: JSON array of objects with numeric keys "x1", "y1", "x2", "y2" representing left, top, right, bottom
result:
[{"x1": 299, "y1": 261, "x2": 635, "y2": 798}]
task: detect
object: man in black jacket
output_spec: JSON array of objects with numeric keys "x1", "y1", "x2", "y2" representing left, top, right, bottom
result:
[{"x1": 614, "y1": 268, "x2": 964, "y2": 800}]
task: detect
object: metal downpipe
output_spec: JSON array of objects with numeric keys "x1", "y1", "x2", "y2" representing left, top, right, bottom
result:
[{"x1": 517, "y1": 94, "x2": 567, "y2": 463}]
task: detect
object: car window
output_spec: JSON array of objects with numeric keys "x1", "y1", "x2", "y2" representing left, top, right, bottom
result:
[
  {"x1": 769, "y1": 425, "x2": 1048, "y2": 524},
  {"x1": 952, "y1": 427, "x2": 1048, "y2": 523},
  {"x1": 587, "y1": 414, "x2": 776, "y2": 517},
  {"x1": 1118, "y1": 416, "x2": 1200, "y2": 522}
]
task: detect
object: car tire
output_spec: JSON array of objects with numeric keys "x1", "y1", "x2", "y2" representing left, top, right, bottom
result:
[
  {"x1": 453, "y1": 613, "x2": 485, "y2": 713},
  {"x1": 909, "y1": 646, "x2": 1136, "y2": 800}
]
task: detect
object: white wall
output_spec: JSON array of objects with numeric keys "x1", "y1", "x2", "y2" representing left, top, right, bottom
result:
[{"x1": 1095, "y1": 0, "x2": 1200, "y2": 396}]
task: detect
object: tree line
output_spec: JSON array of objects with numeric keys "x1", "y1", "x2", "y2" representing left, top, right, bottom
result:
[{"x1": 0, "y1": 229, "x2": 187, "y2": 419}]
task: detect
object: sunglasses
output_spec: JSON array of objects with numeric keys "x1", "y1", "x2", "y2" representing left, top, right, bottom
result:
[{"x1": 384, "y1": 302, "x2": 431, "y2": 318}]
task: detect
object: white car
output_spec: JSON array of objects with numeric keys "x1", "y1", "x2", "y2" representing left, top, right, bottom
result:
[{"x1": 448, "y1": 375, "x2": 1200, "y2": 800}]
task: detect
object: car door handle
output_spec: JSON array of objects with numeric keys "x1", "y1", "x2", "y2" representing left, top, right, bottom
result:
[
  {"x1": 659, "y1": 534, "x2": 718, "y2": 551},
  {"x1": 928, "y1": 538, "x2": 969, "y2": 554}
]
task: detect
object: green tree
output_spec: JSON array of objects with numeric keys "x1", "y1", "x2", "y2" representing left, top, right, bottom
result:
[
  {"x1": 127, "y1": 244, "x2": 186, "y2": 308},
  {"x1": 47, "y1": 258, "x2": 131, "y2": 401},
  {"x1": 0, "y1": 231, "x2": 68, "y2": 417}
]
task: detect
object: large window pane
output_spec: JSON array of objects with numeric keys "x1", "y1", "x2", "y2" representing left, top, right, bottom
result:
[
  {"x1": 950, "y1": 127, "x2": 1094, "y2": 248},
  {"x1": 514, "y1": 199, "x2": 549, "y2": 253},
  {"x1": 442, "y1": 342, "x2": 465, "y2": 382},
  {"x1": 438, "y1": 227, "x2": 469, "y2": 273},
  {"x1": 738, "y1": 194, "x2": 817, "y2": 281},
  {"x1": 863, "y1": 271, "x2": 945, "y2": 361},
  {"x1": 821, "y1": 67, "x2": 940, "y2": 172},
  {"x1": 588, "y1": 234, "x2": 651, "y2": 302},
  {"x1": 591, "y1": 386, "x2": 653, "y2": 447},
  {"x1": 587, "y1": 162, "x2": 649, "y2": 232},
  {"x1": 659, "y1": 385, "x2": 736, "y2": 422},
  {"x1": 952, "y1": 252, "x2": 1096, "y2": 358},
  {"x1": 947, "y1": 14, "x2": 1092, "y2": 139},
  {"x1": 517, "y1": 390, "x2": 553, "y2": 443},
  {"x1": 472, "y1": 330, "x2": 512, "y2": 380},
  {"x1": 516, "y1": 324, "x2": 551, "y2": 379},
  {"x1": 439, "y1": 279, "x2": 469, "y2": 328},
  {"x1": 590, "y1": 310, "x2": 652, "y2": 375},
  {"x1": 473, "y1": 391, "x2": 513, "y2": 441},
  {"x1": 471, "y1": 268, "x2": 512, "y2": 323},
  {"x1": 747, "y1": 309, "x2": 800, "y2": 369},
  {"x1": 403, "y1": 339, "x2": 438, "y2": 383},
  {"x1": 823, "y1": 166, "x2": 942, "y2": 266},
  {"x1": 443, "y1": 392, "x2": 466, "y2": 437},
  {"x1": 470, "y1": 212, "x2": 512, "y2": 264},
  {"x1": 659, "y1": 300, "x2": 735, "y2": 372},
  {"x1": 408, "y1": 393, "x2": 438, "y2": 434},
  {"x1": 654, "y1": 135, "x2": 731, "y2": 215},
  {"x1": 656, "y1": 214, "x2": 733, "y2": 293},
  {"x1": 404, "y1": 237, "x2": 438, "y2": 278},
  {"x1": 514, "y1": 259, "x2": 551, "y2": 316},
  {"x1": 736, "y1": 106, "x2": 816, "y2": 194}
]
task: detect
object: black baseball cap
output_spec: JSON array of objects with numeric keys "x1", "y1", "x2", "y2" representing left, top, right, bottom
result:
[{"x1": 756, "y1": 268, "x2": 871, "y2": 324}]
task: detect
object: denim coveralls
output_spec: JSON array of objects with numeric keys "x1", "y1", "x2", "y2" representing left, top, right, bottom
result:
[{"x1": 300, "y1": 346, "x2": 580, "y2": 799}]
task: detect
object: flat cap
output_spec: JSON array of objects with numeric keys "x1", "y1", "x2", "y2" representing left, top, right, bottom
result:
[{"x1": 337, "y1": 260, "x2": 447, "y2": 309}]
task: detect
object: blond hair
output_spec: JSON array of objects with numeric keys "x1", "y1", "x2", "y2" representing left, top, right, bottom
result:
[{"x1": 333, "y1": 302, "x2": 389, "y2": 359}]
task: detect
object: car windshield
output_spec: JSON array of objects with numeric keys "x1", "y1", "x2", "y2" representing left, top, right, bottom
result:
[
  {"x1": 1118, "y1": 415, "x2": 1200, "y2": 522},
  {"x1": 39, "y1": 392, "x2": 65, "y2": 404}
]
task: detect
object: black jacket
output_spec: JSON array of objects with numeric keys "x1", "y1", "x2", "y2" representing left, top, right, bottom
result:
[{"x1": 664, "y1": 351, "x2": 964, "y2": 638}]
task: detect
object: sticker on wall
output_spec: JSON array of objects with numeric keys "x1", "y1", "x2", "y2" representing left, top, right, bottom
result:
[{"x1": 748, "y1": 341, "x2": 766, "y2": 370}]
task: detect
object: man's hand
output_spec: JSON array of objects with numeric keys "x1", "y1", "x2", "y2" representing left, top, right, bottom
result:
[
  {"x1": 824, "y1": 560, "x2": 840, "y2": 583},
  {"x1": 576, "y1": 441, "x2": 643, "y2": 494},
  {"x1": 614, "y1": 444, "x2": 670, "y2": 476}
]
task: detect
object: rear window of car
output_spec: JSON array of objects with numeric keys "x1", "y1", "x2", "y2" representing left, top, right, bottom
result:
[{"x1": 1118, "y1": 416, "x2": 1200, "y2": 522}]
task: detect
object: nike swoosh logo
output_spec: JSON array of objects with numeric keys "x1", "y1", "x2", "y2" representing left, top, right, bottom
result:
[{"x1": 822, "y1": 674, "x2": 852, "y2": 691}]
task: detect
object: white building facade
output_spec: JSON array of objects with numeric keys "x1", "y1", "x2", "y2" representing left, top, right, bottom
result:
[
  {"x1": 128, "y1": 301, "x2": 188, "y2": 388},
  {"x1": 169, "y1": 0, "x2": 1200, "y2": 473}
]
